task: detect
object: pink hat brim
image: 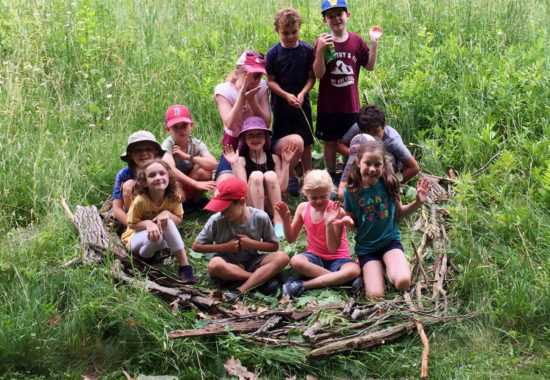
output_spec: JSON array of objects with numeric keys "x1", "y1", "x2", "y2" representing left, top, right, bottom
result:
[
  {"x1": 242, "y1": 65, "x2": 266, "y2": 75},
  {"x1": 166, "y1": 117, "x2": 194, "y2": 129}
]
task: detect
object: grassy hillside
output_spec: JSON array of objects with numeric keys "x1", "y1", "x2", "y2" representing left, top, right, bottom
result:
[{"x1": 1, "y1": 0, "x2": 549, "y2": 378}]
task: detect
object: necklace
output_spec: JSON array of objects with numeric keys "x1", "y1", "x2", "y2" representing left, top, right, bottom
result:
[{"x1": 252, "y1": 150, "x2": 268, "y2": 172}]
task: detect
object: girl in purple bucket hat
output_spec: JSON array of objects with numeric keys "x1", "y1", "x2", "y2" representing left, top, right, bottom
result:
[{"x1": 222, "y1": 116, "x2": 298, "y2": 239}]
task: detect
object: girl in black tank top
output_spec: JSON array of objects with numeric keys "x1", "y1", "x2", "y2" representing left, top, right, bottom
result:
[{"x1": 222, "y1": 116, "x2": 299, "y2": 239}]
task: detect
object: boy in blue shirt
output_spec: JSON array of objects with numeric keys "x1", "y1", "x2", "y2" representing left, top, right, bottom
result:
[{"x1": 266, "y1": 7, "x2": 316, "y2": 194}]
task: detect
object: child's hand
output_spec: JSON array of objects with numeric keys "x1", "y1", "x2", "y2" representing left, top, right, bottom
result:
[
  {"x1": 242, "y1": 72, "x2": 261, "y2": 99},
  {"x1": 369, "y1": 26, "x2": 383, "y2": 42},
  {"x1": 415, "y1": 177, "x2": 431, "y2": 205},
  {"x1": 146, "y1": 220, "x2": 162, "y2": 242},
  {"x1": 324, "y1": 202, "x2": 343, "y2": 225},
  {"x1": 222, "y1": 145, "x2": 240, "y2": 166},
  {"x1": 317, "y1": 33, "x2": 334, "y2": 52},
  {"x1": 172, "y1": 145, "x2": 191, "y2": 160},
  {"x1": 222, "y1": 238, "x2": 241, "y2": 253},
  {"x1": 236, "y1": 234, "x2": 256, "y2": 251},
  {"x1": 274, "y1": 201, "x2": 291, "y2": 224},
  {"x1": 153, "y1": 211, "x2": 171, "y2": 232},
  {"x1": 194, "y1": 180, "x2": 217, "y2": 192},
  {"x1": 281, "y1": 143, "x2": 298, "y2": 163},
  {"x1": 285, "y1": 93, "x2": 300, "y2": 108},
  {"x1": 296, "y1": 93, "x2": 304, "y2": 108}
]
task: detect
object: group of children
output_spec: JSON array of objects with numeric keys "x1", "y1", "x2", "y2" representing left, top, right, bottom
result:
[{"x1": 112, "y1": 1, "x2": 429, "y2": 303}]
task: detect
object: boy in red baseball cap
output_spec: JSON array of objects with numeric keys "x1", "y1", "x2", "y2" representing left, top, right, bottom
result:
[
  {"x1": 192, "y1": 178, "x2": 289, "y2": 303},
  {"x1": 162, "y1": 105, "x2": 218, "y2": 208}
]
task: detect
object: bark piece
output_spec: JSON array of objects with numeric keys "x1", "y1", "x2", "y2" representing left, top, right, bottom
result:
[{"x1": 306, "y1": 321, "x2": 416, "y2": 361}]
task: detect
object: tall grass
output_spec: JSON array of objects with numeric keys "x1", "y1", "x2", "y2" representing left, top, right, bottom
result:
[{"x1": 1, "y1": 0, "x2": 549, "y2": 378}]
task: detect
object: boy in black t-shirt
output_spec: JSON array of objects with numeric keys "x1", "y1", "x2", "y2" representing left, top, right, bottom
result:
[{"x1": 265, "y1": 7, "x2": 316, "y2": 194}]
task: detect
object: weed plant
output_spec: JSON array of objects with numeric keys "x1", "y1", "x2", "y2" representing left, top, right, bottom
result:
[{"x1": 1, "y1": 0, "x2": 549, "y2": 378}]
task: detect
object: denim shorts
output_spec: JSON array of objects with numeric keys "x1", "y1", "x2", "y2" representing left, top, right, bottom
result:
[
  {"x1": 214, "y1": 153, "x2": 233, "y2": 179},
  {"x1": 299, "y1": 252, "x2": 355, "y2": 273},
  {"x1": 357, "y1": 240, "x2": 404, "y2": 268}
]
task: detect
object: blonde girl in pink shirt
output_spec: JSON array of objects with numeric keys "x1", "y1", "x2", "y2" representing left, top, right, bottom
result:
[{"x1": 275, "y1": 169, "x2": 360, "y2": 297}]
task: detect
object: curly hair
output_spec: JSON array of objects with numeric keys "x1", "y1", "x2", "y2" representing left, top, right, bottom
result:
[
  {"x1": 346, "y1": 140, "x2": 400, "y2": 201},
  {"x1": 357, "y1": 104, "x2": 386, "y2": 133},
  {"x1": 274, "y1": 7, "x2": 302, "y2": 29},
  {"x1": 301, "y1": 169, "x2": 334, "y2": 196},
  {"x1": 133, "y1": 158, "x2": 184, "y2": 203}
]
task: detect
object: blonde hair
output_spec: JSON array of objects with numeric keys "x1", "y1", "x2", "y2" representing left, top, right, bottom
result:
[
  {"x1": 274, "y1": 7, "x2": 302, "y2": 28},
  {"x1": 301, "y1": 169, "x2": 335, "y2": 196}
]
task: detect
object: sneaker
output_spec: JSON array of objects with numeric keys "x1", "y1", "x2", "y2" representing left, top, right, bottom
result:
[
  {"x1": 178, "y1": 265, "x2": 197, "y2": 285},
  {"x1": 282, "y1": 279, "x2": 305, "y2": 298},
  {"x1": 287, "y1": 176, "x2": 300, "y2": 196},
  {"x1": 257, "y1": 278, "x2": 279, "y2": 296},
  {"x1": 274, "y1": 224, "x2": 285, "y2": 240},
  {"x1": 225, "y1": 289, "x2": 244, "y2": 304},
  {"x1": 352, "y1": 276, "x2": 363, "y2": 294}
]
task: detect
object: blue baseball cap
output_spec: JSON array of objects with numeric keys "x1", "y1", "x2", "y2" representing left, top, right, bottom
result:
[{"x1": 321, "y1": 0, "x2": 348, "y2": 14}]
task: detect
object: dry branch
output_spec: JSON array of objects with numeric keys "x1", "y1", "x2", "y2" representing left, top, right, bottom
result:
[
  {"x1": 306, "y1": 321, "x2": 416, "y2": 361},
  {"x1": 405, "y1": 292, "x2": 430, "y2": 379}
]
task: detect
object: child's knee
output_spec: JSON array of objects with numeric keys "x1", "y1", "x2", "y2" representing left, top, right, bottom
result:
[
  {"x1": 273, "y1": 251, "x2": 290, "y2": 267},
  {"x1": 393, "y1": 276, "x2": 410, "y2": 291},
  {"x1": 263, "y1": 171, "x2": 278, "y2": 184},
  {"x1": 290, "y1": 254, "x2": 308, "y2": 270},
  {"x1": 122, "y1": 179, "x2": 135, "y2": 195},
  {"x1": 249, "y1": 171, "x2": 264, "y2": 186},
  {"x1": 208, "y1": 257, "x2": 225, "y2": 275},
  {"x1": 193, "y1": 168, "x2": 213, "y2": 181},
  {"x1": 364, "y1": 286, "x2": 385, "y2": 300}
]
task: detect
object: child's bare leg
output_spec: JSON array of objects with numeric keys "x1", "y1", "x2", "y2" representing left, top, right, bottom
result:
[
  {"x1": 304, "y1": 262, "x2": 361, "y2": 289},
  {"x1": 237, "y1": 251, "x2": 289, "y2": 292},
  {"x1": 362, "y1": 261, "x2": 386, "y2": 299},
  {"x1": 274, "y1": 134, "x2": 304, "y2": 177},
  {"x1": 290, "y1": 254, "x2": 330, "y2": 278},
  {"x1": 301, "y1": 145, "x2": 313, "y2": 174},
  {"x1": 323, "y1": 140, "x2": 337, "y2": 173},
  {"x1": 122, "y1": 179, "x2": 136, "y2": 211},
  {"x1": 208, "y1": 257, "x2": 252, "y2": 282},
  {"x1": 247, "y1": 171, "x2": 265, "y2": 210},
  {"x1": 263, "y1": 171, "x2": 282, "y2": 225},
  {"x1": 382, "y1": 249, "x2": 411, "y2": 291},
  {"x1": 190, "y1": 167, "x2": 213, "y2": 201}
]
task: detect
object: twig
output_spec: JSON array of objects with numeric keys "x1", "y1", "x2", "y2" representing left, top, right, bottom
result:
[
  {"x1": 60, "y1": 197, "x2": 74, "y2": 221},
  {"x1": 472, "y1": 151, "x2": 502, "y2": 177}
]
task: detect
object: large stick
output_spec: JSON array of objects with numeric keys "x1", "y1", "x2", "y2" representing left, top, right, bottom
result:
[
  {"x1": 404, "y1": 292, "x2": 430, "y2": 378},
  {"x1": 306, "y1": 321, "x2": 415, "y2": 361}
]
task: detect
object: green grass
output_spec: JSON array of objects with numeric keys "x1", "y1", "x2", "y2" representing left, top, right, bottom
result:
[{"x1": 1, "y1": 0, "x2": 550, "y2": 378}]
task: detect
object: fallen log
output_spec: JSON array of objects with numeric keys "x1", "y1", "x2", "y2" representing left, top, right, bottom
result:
[{"x1": 306, "y1": 321, "x2": 416, "y2": 362}]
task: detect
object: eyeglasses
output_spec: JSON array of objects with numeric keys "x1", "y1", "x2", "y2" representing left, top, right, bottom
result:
[{"x1": 246, "y1": 50, "x2": 265, "y2": 59}]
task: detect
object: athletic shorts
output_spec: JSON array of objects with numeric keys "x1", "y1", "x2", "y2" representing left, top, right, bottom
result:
[
  {"x1": 316, "y1": 112, "x2": 357, "y2": 142},
  {"x1": 272, "y1": 106, "x2": 314, "y2": 146},
  {"x1": 357, "y1": 240, "x2": 404, "y2": 268}
]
